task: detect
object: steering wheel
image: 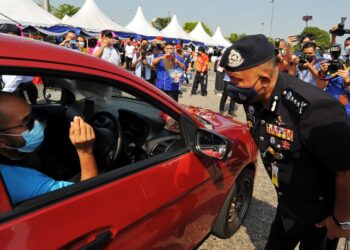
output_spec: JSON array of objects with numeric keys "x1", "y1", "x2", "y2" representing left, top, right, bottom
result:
[{"x1": 88, "y1": 111, "x2": 123, "y2": 169}]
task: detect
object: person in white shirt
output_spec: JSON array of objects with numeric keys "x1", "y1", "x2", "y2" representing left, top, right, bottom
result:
[
  {"x1": 125, "y1": 37, "x2": 135, "y2": 71},
  {"x1": 131, "y1": 39, "x2": 154, "y2": 82},
  {"x1": 93, "y1": 30, "x2": 121, "y2": 67}
]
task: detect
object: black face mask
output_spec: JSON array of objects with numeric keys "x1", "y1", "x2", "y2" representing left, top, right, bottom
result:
[
  {"x1": 227, "y1": 77, "x2": 261, "y2": 104},
  {"x1": 305, "y1": 55, "x2": 314, "y2": 63}
]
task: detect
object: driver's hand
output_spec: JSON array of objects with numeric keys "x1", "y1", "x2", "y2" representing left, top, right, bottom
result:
[{"x1": 69, "y1": 116, "x2": 95, "y2": 155}]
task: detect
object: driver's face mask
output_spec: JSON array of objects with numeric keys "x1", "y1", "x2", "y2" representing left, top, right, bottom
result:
[{"x1": 1, "y1": 120, "x2": 45, "y2": 153}]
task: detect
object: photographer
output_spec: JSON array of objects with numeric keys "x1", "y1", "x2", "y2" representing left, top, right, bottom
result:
[
  {"x1": 317, "y1": 53, "x2": 350, "y2": 115},
  {"x1": 131, "y1": 39, "x2": 154, "y2": 83},
  {"x1": 289, "y1": 42, "x2": 322, "y2": 86},
  {"x1": 93, "y1": 30, "x2": 122, "y2": 67},
  {"x1": 152, "y1": 42, "x2": 185, "y2": 101}
]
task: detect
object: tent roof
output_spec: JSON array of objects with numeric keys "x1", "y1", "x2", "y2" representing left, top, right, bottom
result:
[
  {"x1": 161, "y1": 15, "x2": 192, "y2": 41},
  {"x1": 126, "y1": 6, "x2": 163, "y2": 38},
  {"x1": 212, "y1": 27, "x2": 231, "y2": 47},
  {"x1": 61, "y1": 0, "x2": 131, "y2": 33},
  {"x1": 0, "y1": 0, "x2": 59, "y2": 27},
  {"x1": 188, "y1": 22, "x2": 217, "y2": 46},
  {"x1": 61, "y1": 15, "x2": 70, "y2": 22}
]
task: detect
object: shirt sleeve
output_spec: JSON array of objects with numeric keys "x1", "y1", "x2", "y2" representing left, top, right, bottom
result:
[
  {"x1": 300, "y1": 96, "x2": 350, "y2": 172},
  {"x1": 0, "y1": 165, "x2": 73, "y2": 205},
  {"x1": 2, "y1": 75, "x2": 33, "y2": 92}
]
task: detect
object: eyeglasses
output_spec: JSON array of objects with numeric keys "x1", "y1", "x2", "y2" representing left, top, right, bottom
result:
[{"x1": 0, "y1": 113, "x2": 36, "y2": 133}]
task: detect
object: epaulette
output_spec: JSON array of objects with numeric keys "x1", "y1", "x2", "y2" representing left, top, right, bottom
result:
[{"x1": 281, "y1": 88, "x2": 309, "y2": 117}]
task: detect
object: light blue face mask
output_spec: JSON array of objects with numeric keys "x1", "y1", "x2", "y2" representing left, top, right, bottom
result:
[
  {"x1": 1, "y1": 120, "x2": 45, "y2": 153},
  {"x1": 344, "y1": 46, "x2": 350, "y2": 55}
]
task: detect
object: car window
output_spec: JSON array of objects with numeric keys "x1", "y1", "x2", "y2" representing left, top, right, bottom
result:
[{"x1": 0, "y1": 72, "x2": 187, "y2": 208}]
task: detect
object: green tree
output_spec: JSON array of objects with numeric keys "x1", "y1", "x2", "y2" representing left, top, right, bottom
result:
[
  {"x1": 183, "y1": 22, "x2": 213, "y2": 36},
  {"x1": 151, "y1": 17, "x2": 171, "y2": 30},
  {"x1": 294, "y1": 27, "x2": 330, "y2": 51},
  {"x1": 37, "y1": 2, "x2": 56, "y2": 14},
  {"x1": 53, "y1": 4, "x2": 80, "y2": 19},
  {"x1": 228, "y1": 33, "x2": 247, "y2": 43}
]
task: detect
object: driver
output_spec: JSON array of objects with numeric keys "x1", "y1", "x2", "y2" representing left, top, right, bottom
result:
[{"x1": 0, "y1": 92, "x2": 98, "y2": 205}]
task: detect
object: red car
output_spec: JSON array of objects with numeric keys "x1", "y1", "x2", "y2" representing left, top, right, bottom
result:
[{"x1": 0, "y1": 34, "x2": 258, "y2": 249}]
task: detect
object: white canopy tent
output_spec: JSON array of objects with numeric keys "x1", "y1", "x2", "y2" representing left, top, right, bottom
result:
[
  {"x1": 212, "y1": 27, "x2": 231, "y2": 47},
  {"x1": 61, "y1": 15, "x2": 70, "y2": 22},
  {"x1": 188, "y1": 22, "x2": 218, "y2": 46},
  {"x1": 0, "y1": 0, "x2": 59, "y2": 27},
  {"x1": 60, "y1": 0, "x2": 131, "y2": 33},
  {"x1": 126, "y1": 6, "x2": 164, "y2": 38},
  {"x1": 161, "y1": 15, "x2": 192, "y2": 41}
]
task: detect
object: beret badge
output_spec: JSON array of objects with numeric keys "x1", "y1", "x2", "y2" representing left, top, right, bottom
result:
[{"x1": 228, "y1": 49, "x2": 244, "y2": 68}]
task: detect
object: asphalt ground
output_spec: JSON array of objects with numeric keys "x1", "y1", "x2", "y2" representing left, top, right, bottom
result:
[{"x1": 178, "y1": 70, "x2": 346, "y2": 250}]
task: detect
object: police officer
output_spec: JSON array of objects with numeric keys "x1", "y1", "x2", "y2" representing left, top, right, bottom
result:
[{"x1": 220, "y1": 34, "x2": 350, "y2": 250}]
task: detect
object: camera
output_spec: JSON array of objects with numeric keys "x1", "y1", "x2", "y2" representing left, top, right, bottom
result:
[
  {"x1": 327, "y1": 44, "x2": 345, "y2": 74},
  {"x1": 274, "y1": 38, "x2": 280, "y2": 55},
  {"x1": 330, "y1": 17, "x2": 350, "y2": 36}
]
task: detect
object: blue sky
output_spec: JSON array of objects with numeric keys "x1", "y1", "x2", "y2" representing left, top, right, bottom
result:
[{"x1": 40, "y1": 0, "x2": 349, "y2": 43}]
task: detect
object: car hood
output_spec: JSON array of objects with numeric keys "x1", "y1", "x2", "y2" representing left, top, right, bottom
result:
[{"x1": 181, "y1": 104, "x2": 246, "y2": 130}]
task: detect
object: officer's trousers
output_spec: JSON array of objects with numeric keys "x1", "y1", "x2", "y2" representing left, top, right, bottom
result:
[
  {"x1": 191, "y1": 71, "x2": 208, "y2": 96},
  {"x1": 265, "y1": 207, "x2": 339, "y2": 250}
]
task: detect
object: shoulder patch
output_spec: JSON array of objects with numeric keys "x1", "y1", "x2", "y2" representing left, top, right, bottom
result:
[{"x1": 281, "y1": 88, "x2": 309, "y2": 116}]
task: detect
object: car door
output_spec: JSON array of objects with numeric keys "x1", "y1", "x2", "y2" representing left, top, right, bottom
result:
[{"x1": 0, "y1": 65, "x2": 235, "y2": 250}]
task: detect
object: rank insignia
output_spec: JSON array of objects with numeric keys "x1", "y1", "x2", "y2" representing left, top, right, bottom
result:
[
  {"x1": 248, "y1": 105, "x2": 255, "y2": 115},
  {"x1": 282, "y1": 88, "x2": 309, "y2": 116},
  {"x1": 266, "y1": 123, "x2": 293, "y2": 142}
]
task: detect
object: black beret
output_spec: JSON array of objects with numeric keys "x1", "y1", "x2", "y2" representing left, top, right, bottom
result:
[
  {"x1": 220, "y1": 34, "x2": 275, "y2": 72},
  {"x1": 0, "y1": 23, "x2": 21, "y2": 36}
]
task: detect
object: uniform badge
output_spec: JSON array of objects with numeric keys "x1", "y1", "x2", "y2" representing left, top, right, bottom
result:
[
  {"x1": 275, "y1": 152, "x2": 284, "y2": 160},
  {"x1": 282, "y1": 140, "x2": 291, "y2": 150},
  {"x1": 275, "y1": 116, "x2": 287, "y2": 127},
  {"x1": 248, "y1": 105, "x2": 255, "y2": 115},
  {"x1": 266, "y1": 123, "x2": 293, "y2": 142},
  {"x1": 282, "y1": 88, "x2": 309, "y2": 116},
  {"x1": 270, "y1": 137, "x2": 276, "y2": 145},
  {"x1": 271, "y1": 162, "x2": 279, "y2": 187},
  {"x1": 228, "y1": 49, "x2": 244, "y2": 68}
]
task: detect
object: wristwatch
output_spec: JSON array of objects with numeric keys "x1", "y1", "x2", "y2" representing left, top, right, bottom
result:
[{"x1": 333, "y1": 215, "x2": 350, "y2": 230}]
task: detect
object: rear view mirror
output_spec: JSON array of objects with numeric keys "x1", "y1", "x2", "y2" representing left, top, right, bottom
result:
[
  {"x1": 195, "y1": 129, "x2": 231, "y2": 160},
  {"x1": 43, "y1": 87, "x2": 63, "y2": 103}
]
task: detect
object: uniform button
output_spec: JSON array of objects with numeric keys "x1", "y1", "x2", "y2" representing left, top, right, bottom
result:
[
  {"x1": 276, "y1": 144, "x2": 281, "y2": 149},
  {"x1": 282, "y1": 90, "x2": 287, "y2": 95},
  {"x1": 259, "y1": 136, "x2": 264, "y2": 142},
  {"x1": 278, "y1": 192, "x2": 283, "y2": 196},
  {"x1": 261, "y1": 120, "x2": 266, "y2": 125},
  {"x1": 318, "y1": 196, "x2": 324, "y2": 201},
  {"x1": 274, "y1": 96, "x2": 279, "y2": 100}
]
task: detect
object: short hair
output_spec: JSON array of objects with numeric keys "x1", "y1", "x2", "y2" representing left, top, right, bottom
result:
[
  {"x1": 198, "y1": 47, "x2": 205, "y2": 53},
  {"x1": 66, "y1": 30, "x2": 76, "y2": 36},
  {"x1": 164, "y1": 41, "x2": 174, "y2": 47},
  {"x1": 345, "y1": 37, "x2": 350, "y2": 43},
  {"x1": 302, "y1": 42, "x2": 316, "y2": 51},
  {"x1": 101, "y1": 30, "x2": 113, "y2": 38}
]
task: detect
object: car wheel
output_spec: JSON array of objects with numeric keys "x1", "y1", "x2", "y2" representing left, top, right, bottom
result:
[{"x1": 212, "y1": 168, "x2": 254, "y2": 238}]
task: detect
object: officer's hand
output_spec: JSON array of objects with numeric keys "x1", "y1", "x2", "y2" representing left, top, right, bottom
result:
[
  {"x1": 336, "y1": 64, "x2": 350, "y2": 82},
  {"x1": 69, "y1": 116, "x2": 95, "y2": 155},
  {"x1": 315, "y1": 216, "x2": 350, "y2": 239}
]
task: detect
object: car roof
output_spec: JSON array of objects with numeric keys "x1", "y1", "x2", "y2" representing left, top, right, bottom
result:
[{"x1": 0, "y1": 34, "x2": 126, "y2": 76}]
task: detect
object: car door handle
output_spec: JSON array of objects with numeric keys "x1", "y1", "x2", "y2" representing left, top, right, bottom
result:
[{"x1": 61, "y1": 227, "x2": 116, "y2": 250}]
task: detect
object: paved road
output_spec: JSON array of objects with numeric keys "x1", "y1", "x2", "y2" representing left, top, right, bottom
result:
[{"x1": 178, "y1": 71, "x2": 345, "y2": 250}]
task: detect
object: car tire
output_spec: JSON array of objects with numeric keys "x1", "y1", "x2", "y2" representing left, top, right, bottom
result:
[{"x1": 212, "y1": 168, "x2": 254, "y2": 239}]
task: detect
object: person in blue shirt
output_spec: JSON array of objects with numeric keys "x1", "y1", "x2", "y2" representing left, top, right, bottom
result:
[
  {"x1": 318, "y1": 61, "x2": 350, "y2": 116},
  {"x1": 152, "y1": 42, "x2": 185, "y2": 101},
  {"x1": 0, "y1": 92, "x2": 98, "y2": 204}
]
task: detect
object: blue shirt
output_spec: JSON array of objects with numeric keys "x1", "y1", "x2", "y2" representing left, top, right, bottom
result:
[
  {"x1": 0, "y1": 164, "x2": 73, "y2": 204},
  {"x1": 296, "y1": 59, "x2": 322, "y2": 86},
  {"x1": 325, "y1": 73, "x2": 350, "y2": 116},
  {"x1": 155, "y1": 54, "x2": 184, "y2": 91}
]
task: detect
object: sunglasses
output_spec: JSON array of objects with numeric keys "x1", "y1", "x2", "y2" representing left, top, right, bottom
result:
[{"x1": 0, "y1": 113, "x2": 36, "y2": 133}]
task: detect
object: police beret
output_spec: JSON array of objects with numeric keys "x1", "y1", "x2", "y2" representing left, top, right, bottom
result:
[
  {"x1": 0, "y1": 23, "x2": 21, "y2": 36},
  {"x1": 220, "y1": 34, "x2": 275, "y2": 72}
]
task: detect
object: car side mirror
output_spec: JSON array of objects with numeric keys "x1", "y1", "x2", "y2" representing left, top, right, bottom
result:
[
  {"x1": 43, "y1": 87, "x2": 63, "y2": 103},
  {"x1": 195, "y1": 129, "x2": 232, "y2": 160}
]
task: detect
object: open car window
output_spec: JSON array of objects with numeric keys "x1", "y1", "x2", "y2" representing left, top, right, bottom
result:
[{"x1": 0, "y1": 72, "x2": 187, "y2": 211}]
